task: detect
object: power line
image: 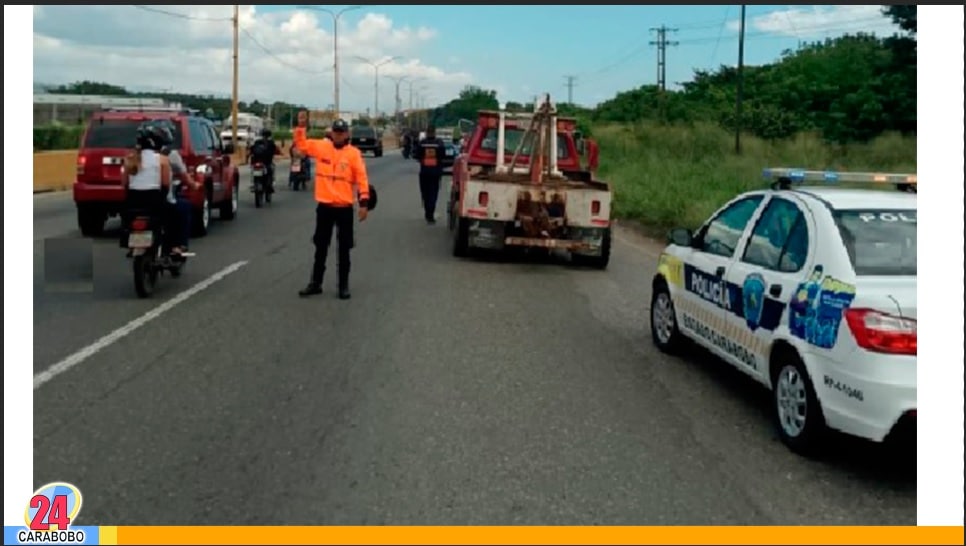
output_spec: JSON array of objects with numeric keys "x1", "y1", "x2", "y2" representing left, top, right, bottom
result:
[
  {"x1": 241, "y1": 28, "x2": 330, "y2": 75},
  {"x1": 563, "y1": 75, "x2": 578, "y2": 104},
  {"x1": 131, "y1": 5, "x2": 231, "y2": 21},
  {"x1": 649, "y1": 25, "x2": 679, "y2": 92}
]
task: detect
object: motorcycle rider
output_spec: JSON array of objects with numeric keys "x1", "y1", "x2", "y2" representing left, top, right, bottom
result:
[
  {"x1": 247, "y1": 128, "x2": 281, "y2": 192},
  {"x1": 154, "y1": 120, "x2": 202, "y2": 254},
  {"x1": 414, "y1": 124, "x2": 447, "y2": 224},
  {"x1": 121, "y1": 124, "x2": 172, "y2": 247}
]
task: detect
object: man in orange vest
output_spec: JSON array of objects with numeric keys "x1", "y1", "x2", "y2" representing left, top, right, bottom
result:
[{"x1": 293, "y1": 111, "x2": 370, "y2": 300}]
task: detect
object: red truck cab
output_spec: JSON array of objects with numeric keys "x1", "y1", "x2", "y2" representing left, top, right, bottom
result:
[
  {"x1": 454, "y1": 111, "x2": 583, "y2": 176},
  {"x1": 73, "y1": 108, "x2": 240, "y2": 237}
]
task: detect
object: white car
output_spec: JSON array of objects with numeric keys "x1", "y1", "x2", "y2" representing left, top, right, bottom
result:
[{"x1": 649, "y1": 168, "x2": 917, "y2": 455}]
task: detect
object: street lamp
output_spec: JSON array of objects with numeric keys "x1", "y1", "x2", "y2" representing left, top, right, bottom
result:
[
  {"x1": 354, "y1": 55, "x2": 401, "y2": 125},
  {"x1": 299, "y1": 5, "x2": 361, "y2": 117},
  {"x1": 384, "y1": 74, "x2": 409, "y2": 125},
  {"x1": 407, "y1": 77, "x2": 426, "y2": 110}
]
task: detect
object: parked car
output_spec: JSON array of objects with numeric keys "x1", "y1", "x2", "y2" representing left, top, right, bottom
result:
[
  {"x1": 73, "y1": 107, "x2": 241, "y2": 237},
  {"x1": 349, "y1": 126, "x2": 383, "y2": 157},
  {"x1": 649, "y1": 167, "x2": 917, "y2": 456}
]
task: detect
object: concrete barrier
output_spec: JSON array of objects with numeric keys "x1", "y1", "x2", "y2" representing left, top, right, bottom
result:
[
  {"x1": 34, "y1": 150, "x2": 78, "y2": 193},
  {"x1": 34, "y1": 136, "x2": 398, "y2": 193}
]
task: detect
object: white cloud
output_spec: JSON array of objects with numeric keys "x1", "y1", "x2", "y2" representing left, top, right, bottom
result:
[
  {"x1": 32, "y1": 5, "x2": 473, "y2": 114},
  {"x1": 726, "y1": 5, "x2": 901, "y2": 39}
]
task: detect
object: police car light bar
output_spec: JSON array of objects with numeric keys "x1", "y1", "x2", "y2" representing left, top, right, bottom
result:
[{"x1": 763, "y1": 168, "x2": 917, "y2": 186}]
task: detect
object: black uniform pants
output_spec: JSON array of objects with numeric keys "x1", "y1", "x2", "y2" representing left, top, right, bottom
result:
[
  {"x1": 310, "y1": 203, "x2": 354, "y2": 288},
  {"x1": 419, "y1": 171, "x2": 442, "y2": 220}
]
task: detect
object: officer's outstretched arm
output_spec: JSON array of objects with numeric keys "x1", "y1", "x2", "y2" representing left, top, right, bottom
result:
[{"x1": 293, "y1": 126, "x2": 331, "y2": 160}]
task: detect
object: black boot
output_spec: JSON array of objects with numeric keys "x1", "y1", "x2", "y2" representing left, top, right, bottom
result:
[
  {"x1": 299, "y1": 283, "x2": 322, "y2": 297},
  {"x1": 338, "y1": 286, "x2": 351, "y2": 300}
]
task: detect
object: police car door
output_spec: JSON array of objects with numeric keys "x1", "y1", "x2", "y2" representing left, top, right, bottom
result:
[
  {"x1": 679, "y1": 194, "x2": 766, "y2": 367},
  {"x1": 722, "y1": 194, "x2": 815, "y2": 382}
]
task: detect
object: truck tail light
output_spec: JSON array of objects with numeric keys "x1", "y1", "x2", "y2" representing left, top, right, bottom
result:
[
  {"x1": 478, "y1": 191, "x2": 489, "y2": 207},
  {"x1": 844, "y1": 308, "x2": 917, "y2": 356},
  {"x1": 591, "y1": 200, "x2": 601, "y2": 215},
  {"x1": 77, "y1": 155, "x2": 87, "y2": 175}
]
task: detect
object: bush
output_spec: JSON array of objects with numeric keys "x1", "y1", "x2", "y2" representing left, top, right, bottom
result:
[
  {"x1": 595, "y1": 121, "x2": 917, "y2": 232},
  {"x1": 34, "y1": 125, "x2": 85, "y2": 152}
]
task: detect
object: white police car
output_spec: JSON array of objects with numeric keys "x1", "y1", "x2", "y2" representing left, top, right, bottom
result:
[{"x1": 649, "y1": 168, "x2": 917, "y2": 455}]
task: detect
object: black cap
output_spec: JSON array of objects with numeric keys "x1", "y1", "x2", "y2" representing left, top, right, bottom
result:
[{"x1": 331, "y1": 119, "x2": 349, "y2": 132}]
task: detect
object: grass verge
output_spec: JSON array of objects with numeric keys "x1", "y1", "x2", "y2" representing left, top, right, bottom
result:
[{"x1": 595, "y1": 122, "x2": 917, "y2": 235}]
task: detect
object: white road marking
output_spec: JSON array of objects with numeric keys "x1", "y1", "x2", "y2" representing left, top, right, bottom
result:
[{"x1": 33, "y1": 260, "x2": 249, "y2": 390}]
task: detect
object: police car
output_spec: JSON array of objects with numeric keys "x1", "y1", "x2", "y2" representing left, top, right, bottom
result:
[{"x1": 649, "y1": 168, "x2": 917, "y2": 455}]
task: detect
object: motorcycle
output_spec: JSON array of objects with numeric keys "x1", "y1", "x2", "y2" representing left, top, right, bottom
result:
[
  {"x1": 122, "y1": 166, "x2": 206, "y2": 298},
  {"x1": 251, "y1": 161, "x2": 274, "y2": 207},
  {"x1": 289, "y1": 156, "x2": 309, "y2": 191}
]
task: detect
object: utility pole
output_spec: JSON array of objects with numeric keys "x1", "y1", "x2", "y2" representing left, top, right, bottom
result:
[
  {"x1": 231, "y1": 4, "x2": 239, "y2": 151},
  {"x1": 649, "y1": 25, "x2": 679, "y2": 92},
  {"x1": 735, "y1": 4, "x2": 747, "y2": 155},
  {"x1": 564, "y1": 75, "x2": 577, "y2": 104},
  {"x1": 650, "y1": 24, "x2": 678, "y2": 122}
]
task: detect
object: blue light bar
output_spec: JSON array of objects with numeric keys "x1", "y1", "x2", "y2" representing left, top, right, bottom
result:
[{"x1": 763, "y1": 167, "x2": 916, "y2": 186}]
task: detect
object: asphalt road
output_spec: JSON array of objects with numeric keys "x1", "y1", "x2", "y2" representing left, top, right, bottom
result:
[{"x1": 33, "y1": 152, "x2": 916, "y2": 526}]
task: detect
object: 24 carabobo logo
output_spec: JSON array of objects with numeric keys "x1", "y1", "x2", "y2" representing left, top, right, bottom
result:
[
  {"x1": 742, "y1": 273, "x2": 767, "y2": 331},
  {"x1": 16, "y1": 482, "x2": 87, "y2": 544}
]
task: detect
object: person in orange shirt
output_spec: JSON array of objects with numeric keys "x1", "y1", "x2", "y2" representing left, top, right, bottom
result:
[{"x1": 293, "y1": 112, "x2": 370, "y2": 300}]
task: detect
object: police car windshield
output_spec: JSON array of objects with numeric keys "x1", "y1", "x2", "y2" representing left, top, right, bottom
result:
[{"x1": 833, "y1": 209, "x2": 916, "y2": 276}]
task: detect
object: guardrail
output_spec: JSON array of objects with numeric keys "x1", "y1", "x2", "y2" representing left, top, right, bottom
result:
[{"x1": 33, "y1": 137, "x2": 398, "y2": 194}]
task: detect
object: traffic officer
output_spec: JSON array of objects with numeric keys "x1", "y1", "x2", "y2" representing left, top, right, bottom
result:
[
  {"x1": 293, "y1": 111, "x2": 370, "y2": 300},
  {"x1": 414, "y1": 124, "x2": 447, "y2": 224}
]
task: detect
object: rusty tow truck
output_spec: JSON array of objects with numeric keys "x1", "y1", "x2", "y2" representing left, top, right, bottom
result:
[{"x1": 446, "y1": 95, "x2": 613, "y2": 268}]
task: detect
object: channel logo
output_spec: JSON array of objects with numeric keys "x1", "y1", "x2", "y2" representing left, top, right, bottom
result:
[{"x1": 3, "y1": 482, "x2": 99, "y2": 545}]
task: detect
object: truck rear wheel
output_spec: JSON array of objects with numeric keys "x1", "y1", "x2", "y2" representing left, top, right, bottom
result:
[{"x1": 452, "y1": 216, "x2": 469, "y2": 257}]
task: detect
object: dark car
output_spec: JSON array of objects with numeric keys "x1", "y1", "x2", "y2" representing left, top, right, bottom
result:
[{"x1": 350, "y1": 126, "x2": 383, "y2": 157}]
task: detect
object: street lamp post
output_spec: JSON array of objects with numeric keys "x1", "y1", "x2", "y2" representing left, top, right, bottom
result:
[
  {"x1": 299, "y1": 5, "x2": 361, "y2": 117},
  {"x1": 355, "y1": 55, "x2": 400, "y2": 125},
  {"x1": 407, "y1": 77, "x2": 426, "y2": 111},
  {"x1": 384, "y1": 75, "x2": 409, "y2": 125}
]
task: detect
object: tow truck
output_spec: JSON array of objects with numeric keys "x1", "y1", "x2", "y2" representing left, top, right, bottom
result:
[{"x1": 446, "y1": 95, "x2": 613, "y2": 268}]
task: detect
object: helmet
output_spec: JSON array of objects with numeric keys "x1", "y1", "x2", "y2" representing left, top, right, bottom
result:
[
  {"x1": 135, "y1": 122, "x2": 170, "y2": 151},
  {"x1": 261, "y1": 128, "x2": 272, "y2": 139}
]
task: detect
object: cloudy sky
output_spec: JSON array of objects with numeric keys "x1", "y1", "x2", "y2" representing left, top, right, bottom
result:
[{"x1": 33, "y1": 4, "x2": 903, "y2": 113}]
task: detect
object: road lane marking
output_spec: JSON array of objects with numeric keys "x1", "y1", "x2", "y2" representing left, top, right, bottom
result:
[{"x1": 33, "y1": 260, "x2": 249, "y2": 390}]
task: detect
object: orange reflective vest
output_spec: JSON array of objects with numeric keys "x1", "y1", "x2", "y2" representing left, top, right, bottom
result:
[{"x1": 293, "y1": 127, "x2": 371, "y2": 207}]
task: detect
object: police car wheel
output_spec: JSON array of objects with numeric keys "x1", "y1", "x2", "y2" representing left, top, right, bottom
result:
[
  {"x1": 650, "y1": 282, "x2": 682, "y2": 353},
  {"x1": 771, "y1": 354, "x2": 828, "y2": 456}
]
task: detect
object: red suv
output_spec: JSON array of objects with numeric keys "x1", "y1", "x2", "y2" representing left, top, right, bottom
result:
[{"x1": 73, "y1": 108, "x2": 241, "y2": 237}]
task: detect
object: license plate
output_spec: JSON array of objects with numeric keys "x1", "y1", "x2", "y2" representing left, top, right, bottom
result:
[
  {"x1": 359, "y1": 138, "x2": 370, "y2": 143},
  {"x1": 102, "y1": 157, "x2": 123, "y2": 166},
  {"x1": 253, "y1": 168, "x2": 266, "y2": 176},
  {"x1": 128, "y1": 231, "x2": 153, "y2": 248}
]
